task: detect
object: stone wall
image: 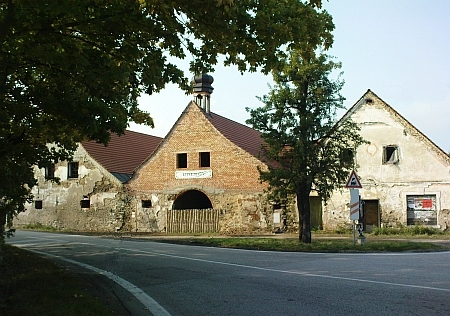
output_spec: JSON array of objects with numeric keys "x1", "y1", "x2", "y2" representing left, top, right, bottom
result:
[
  {"x1": 130, "y1": 188, "x2": 275, "y2": 234},
  {"x1": 15, "y1": 145, "x2": 129, "y2": 232}
]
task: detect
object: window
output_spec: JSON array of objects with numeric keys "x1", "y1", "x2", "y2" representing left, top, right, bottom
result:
[
  {"x1": 382, "y1": 146, "x2": 399, "y2": 164},
  {"x1": 45, "y1": 163, "x2": 55, "y2": 180},
  {"x1": 340, "y1": 148, "x2": 354, "y2": 166},
  {"x1": 68, "y1": 162, "x2": 79, "y2": 178},
  {"x1": 141, "y1": 200, "x2": 152, "y2": 208},
  {"x1": 35, "y1": 200, "x2": 43, "y2": 209},
  {"x1": 177, "y1": 153, "x2": 187, "y2": 168},
  {"x1": 80, "y1": 196, "x2": 90, "y2": 208},
  {"x1": 199, "y1": 152, "x2": 210, "y2": 167}
]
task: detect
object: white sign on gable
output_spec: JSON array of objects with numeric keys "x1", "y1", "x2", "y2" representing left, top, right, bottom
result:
[
  {"x1": 175, "y1": 169, "x2": 212, "y2": 179},
  {"x1": 345, "y1": 170, "x2": 362, "y2": 189}
]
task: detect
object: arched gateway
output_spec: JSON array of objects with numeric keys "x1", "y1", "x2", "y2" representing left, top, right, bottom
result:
[
  {"x1": 167, "y1": 190, "x2": 219, "y2": 233},
  {"x1": 172, "y1": 190, "x2": 212, "y2": 210}
]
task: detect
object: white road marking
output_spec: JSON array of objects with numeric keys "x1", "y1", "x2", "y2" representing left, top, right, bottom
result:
[
  {"x1": 117, "y1": 246, "x2": 450, "y2": 293},
  {"x1": 11, "y1": 235, "x2": 450, "y2": 307},
  {"x1": 23, "y1": 248, "x2": 171, "y2": 316}
]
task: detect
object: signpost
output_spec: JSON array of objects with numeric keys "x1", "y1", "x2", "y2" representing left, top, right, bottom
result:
[{"x1": 345, "y1": 170, "x2": 362, "y2": 245}]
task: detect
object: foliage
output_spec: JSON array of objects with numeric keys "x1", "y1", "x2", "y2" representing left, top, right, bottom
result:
[
  {"x1": 0, "y1": 0, "x2": 335, "y2": 241},
  {"x1": 246, "y1": 49, "x2": 366, "y2": 243},
  {"x1": 372, "y1": 225, "x2": 445, "y2": 236}
]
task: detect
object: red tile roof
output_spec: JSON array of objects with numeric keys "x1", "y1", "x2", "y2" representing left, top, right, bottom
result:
[
  {"x1": 81, "y1": 130, "x2": 163, "y2": 176},
  {"x1": 207, "y1": 112, "x2": 266, "y2": 161}
]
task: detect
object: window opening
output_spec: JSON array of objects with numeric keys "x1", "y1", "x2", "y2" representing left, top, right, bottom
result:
[
  {"x1": 383, "y1": 146, "x2": 399, "y2": 164},
  {"x1": 35, "y1": 200, "x2": 43, "y2": 209},
  {"x1": 45, "y1": 164, "x2": 55, "y2": 180},
  {"x1": 141, "y1": 200, "x2": 152, "y2": 208},
  {"x1": 340, "y1": 148, "x2": 354, "y2": 166},
  {"x1": 80, "y1": 196, "x2": 90, "y2": 208},
  {"x1": 199, "y1": 152, "x2": 210, "y2": 167},
  {"x1": 177, "y1": 153, "x2": 187, "y2": 168},
  {"x1": 68, "y1": 162, "x2": 79, "y2": 178}
]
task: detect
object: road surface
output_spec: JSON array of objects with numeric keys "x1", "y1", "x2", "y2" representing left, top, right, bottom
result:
[{"x1": 7, "y1": 231, "x2": 450, "y2": 316}]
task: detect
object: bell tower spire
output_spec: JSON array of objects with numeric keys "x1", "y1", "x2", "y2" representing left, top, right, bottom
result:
[{"x1": 193, "y1": 74, "x2": 214, "y2": 114}]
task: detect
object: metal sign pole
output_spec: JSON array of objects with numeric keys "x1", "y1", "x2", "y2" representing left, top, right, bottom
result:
[{"x1": 346, "y1": 170, "x2": 363, "y2": 246}]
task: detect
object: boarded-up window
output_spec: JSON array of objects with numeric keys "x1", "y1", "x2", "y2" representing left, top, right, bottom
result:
[
  {"x1": 407, "y1": 195, "x2": 437, "y2": 226},
  {"x1": 177, "y1": 153, "x2": 187, "y2": 168},
  {"x1": 383, "y1": 146, "x2": 399, "y2": 164}
]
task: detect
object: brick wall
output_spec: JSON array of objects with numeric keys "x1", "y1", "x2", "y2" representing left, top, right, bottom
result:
[
  {"x1": 128, "y1": 102, "x2": 268, "y2": 193},
  {"x1": 128, "y1": 102, "x2": 276, "y2": 234}
]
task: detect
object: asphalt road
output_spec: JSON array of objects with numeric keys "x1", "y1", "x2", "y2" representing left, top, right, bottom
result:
[{"x1": 7, "y1": 231, "x2": 450, "y2": 316}]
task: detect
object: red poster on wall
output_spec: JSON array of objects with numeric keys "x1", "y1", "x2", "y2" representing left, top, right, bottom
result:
[{"x1": 421, "y1": 199, "x2": 433, "y2": 209}]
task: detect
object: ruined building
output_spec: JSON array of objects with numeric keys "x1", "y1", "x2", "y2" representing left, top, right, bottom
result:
[{"x1": 15, "y1": 85, "x2": 450, "y2": 233}]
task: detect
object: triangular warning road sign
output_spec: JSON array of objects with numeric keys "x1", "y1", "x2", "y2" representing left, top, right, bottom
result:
[{"x1": 345, "y1": 170, "x2": 362, "y2": 189}]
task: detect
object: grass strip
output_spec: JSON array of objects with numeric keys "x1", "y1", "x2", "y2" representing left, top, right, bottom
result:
[
  {"x1": 0, "y1": 244, "x2": 114, "y2": 316},
  {"x1": 151, "y1": 237, "x2": 450, "y2": 252}
]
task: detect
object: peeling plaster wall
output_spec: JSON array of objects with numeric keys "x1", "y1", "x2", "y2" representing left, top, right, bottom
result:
[
  {"x1": 15, "y1": 145, "x2": 129, "y2": 232},
  {"x1": 323, "y1": 95, "x2": 450, "y2": 230}
]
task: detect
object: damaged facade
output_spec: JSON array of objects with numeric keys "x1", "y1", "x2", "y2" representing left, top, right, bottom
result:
[
  {"x1": 323, "y1": 90, "x2": 450, "y2": 231},
  {"x1": 14, "y1": 86, "x2": 450, "y2": 233},
  {"x1": 15, "y1": 131, "x2": 162, "y2": 232}
]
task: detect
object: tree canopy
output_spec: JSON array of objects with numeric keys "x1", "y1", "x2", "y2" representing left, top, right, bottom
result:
[
  {"x1": 246, "y1": 49, "x2": 366, "y2": 243},
  {"x1": 0, "y1": 0, "x2": 335, "y2": 241}
]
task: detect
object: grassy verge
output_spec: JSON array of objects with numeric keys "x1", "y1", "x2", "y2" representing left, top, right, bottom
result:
[
  {"x1": 0, "y1": 244, "x2": 115, "y2": 316},
  {"x1": 151, "y1": 236, "x2": 450, "y2": 252}
]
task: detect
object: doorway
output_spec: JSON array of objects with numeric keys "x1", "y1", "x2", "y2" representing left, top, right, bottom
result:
[{"x1": 363, "y1": 200, "x2": 379, "y2": 232}]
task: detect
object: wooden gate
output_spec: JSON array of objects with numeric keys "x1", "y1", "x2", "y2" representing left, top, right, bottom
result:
[{"x1": 166, "y1": 208, "x2": 220, "y2": 234}]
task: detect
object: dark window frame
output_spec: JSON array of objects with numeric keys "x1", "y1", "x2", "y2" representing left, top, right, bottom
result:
[
  {"x1": 340, "y1": 148, "x2": 354, "y2": 167},
  {"x1": 199, "y1": 152, "x2": 210, "y2": 168},
  {"x1": 68, "y1": 161, "x2": 79, "y2": 178},
  {"x1": 382, "y1": 146, "x2": 399, "y2": 164},
  {"x1": 35, "y1": 200, "x2": 43, "y2": 209},
  {"x1": 80, "y1": 196, "x2": 90, "y2": 208},
  {"x1": 177, "y1": 153, "x2": 188, "y2": 168},
  {"x1": 45, "y1": 163, "x2": 56, "y2": 180}
]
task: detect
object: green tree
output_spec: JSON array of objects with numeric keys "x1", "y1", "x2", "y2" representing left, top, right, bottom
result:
[
  {"x1": 0, "y1": 0, "x2": 334, "y2": 243},
  {"x1": 246, "y1": 49, "x2": 366, "y2": 243}
]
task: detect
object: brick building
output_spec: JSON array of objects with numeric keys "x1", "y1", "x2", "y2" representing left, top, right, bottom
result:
[{"x1": 127, "y1": 75, "x2": 279, "y2": 234}]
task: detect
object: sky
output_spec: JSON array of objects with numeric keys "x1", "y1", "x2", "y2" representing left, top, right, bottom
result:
[{"x1": 129, "y1": 0, "x2": 450, "y2": 152}]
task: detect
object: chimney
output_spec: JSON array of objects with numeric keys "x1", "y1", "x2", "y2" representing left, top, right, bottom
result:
[{"x1": 193, "y1": 74, "x2": 214, "y2": 114}]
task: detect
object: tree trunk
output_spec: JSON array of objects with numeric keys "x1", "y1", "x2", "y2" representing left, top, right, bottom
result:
[
  {"x1": 297, "y1": 190, "x2": 312, "y2": 243},
  {"x1": 0, "y1": 207, "x2": 6, "y2": 247}
]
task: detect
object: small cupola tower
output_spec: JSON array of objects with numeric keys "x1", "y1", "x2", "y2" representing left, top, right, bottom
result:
[{"x1": 193, "y1": 74, "x2": 214, "y2": 114}]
